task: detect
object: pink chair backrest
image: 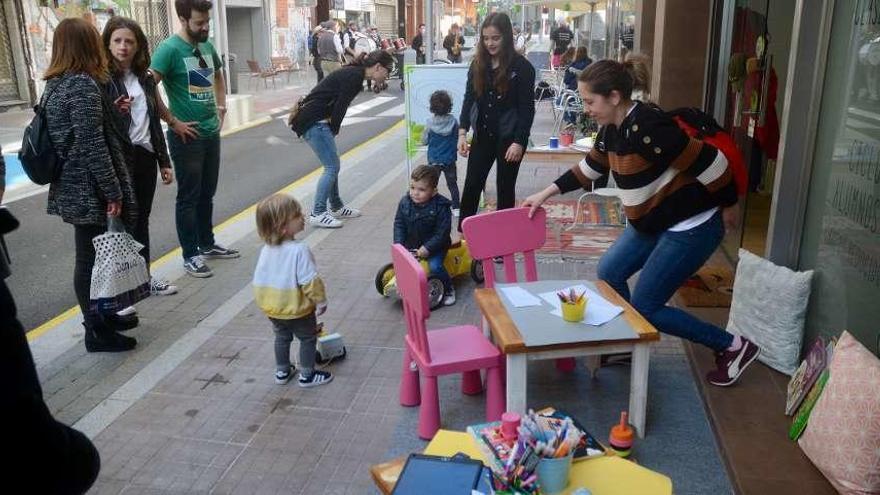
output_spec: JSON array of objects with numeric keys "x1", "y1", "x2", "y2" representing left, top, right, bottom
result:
[
  {"x1": 391, "y1": 244, "x2": 432, "y2": 362},
  {"x1": 246, "y1": 60, "x2": 261, "y2": 72},
  {"x1": 462, "y1": 207, "x2": 547, "y2": 288}
]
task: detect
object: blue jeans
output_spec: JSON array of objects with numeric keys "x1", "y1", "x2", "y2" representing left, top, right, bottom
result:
[
  {"x1": 167, "y1": 132, "x2": 220, "y2": 260},
  {"x1": 427, "y1": 251, "x2": 452, "y2": 293},
  {"x1": 303, "y1": 123, "x2": 344, "y2": 215},
  {"x1": 597, "y1": 212, "x2": 734, "y2": 352}
]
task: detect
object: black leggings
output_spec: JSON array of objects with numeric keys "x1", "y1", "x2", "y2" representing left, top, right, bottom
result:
[
  {"x1": 130, "y1": 145, "x2": 158, "y2": 269},
  {"x1": 74, "y1": 224, "x2": 105, "y2": 323},
  {"x1": 458, "y1": 134, "x2": 521, "y2": 231}
]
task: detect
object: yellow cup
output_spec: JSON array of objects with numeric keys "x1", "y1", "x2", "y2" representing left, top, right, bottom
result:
[{"x1": 561, "y1": 298, "x2": 587, "y2": 322}]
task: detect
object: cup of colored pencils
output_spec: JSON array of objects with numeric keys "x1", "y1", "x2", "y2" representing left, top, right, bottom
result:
[
  {"x1": 517, "y1": 410, "x2": 584, "y2": 494},
  {"x1": 558, "y1": 289, "x2": 587, "y2": 323},
  {"x1": 489, "y1": 439, "x2": 542, "y2": 494}
]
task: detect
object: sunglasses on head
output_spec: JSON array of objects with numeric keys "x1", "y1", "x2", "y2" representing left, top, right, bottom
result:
[{"x1": 192, "y1": 47, "x2": 208, "y2": 69}]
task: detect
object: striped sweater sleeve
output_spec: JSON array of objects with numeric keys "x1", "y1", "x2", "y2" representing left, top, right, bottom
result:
[{"x1": 554, "y1": 131, "x2": 609, "y2": 194}]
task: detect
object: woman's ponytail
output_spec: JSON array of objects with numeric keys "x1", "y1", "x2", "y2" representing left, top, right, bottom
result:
[
  {"x1": 579, "y1": 54, "x2": 653, "y2": 101},
  {"x1": 624, "y1": 53, "x2": 651, "y2": 101}
]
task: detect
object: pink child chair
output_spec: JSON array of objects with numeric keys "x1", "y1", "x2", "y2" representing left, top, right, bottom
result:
[
  {"x1": 393, "y1": 244, "x2": 505, "y2": 440},
  {"x1": 462, "y1": 207, "x2": 577, "y2": 373}
]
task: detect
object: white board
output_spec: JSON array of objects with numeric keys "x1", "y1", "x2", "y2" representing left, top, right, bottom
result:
[{"x1": 404, "y1": 64, "x2": 470, "y2": 168}]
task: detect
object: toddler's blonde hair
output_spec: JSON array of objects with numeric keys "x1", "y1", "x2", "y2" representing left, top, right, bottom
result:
[{"x1": 255, "y1": 193, "x2": 303, "y2": 246}]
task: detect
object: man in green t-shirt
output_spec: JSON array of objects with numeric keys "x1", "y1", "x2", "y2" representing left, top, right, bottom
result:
[{"x1": 151, "y1": 0, "x2": 239, "y2": 278}]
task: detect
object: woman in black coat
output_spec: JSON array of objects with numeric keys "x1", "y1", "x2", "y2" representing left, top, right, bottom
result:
[
  {"x1": 44, "y1": 18, "x2": 138, "y2": 353},
  {"x1": 102, "y1": 16, "x2": 179, "y2": 306},
  {"x1": 457, "y1": 12, "x2": 536, "y2": 231}
]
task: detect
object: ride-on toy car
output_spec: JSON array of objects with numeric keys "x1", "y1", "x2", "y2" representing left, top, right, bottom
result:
[{"x1": 375, "y1": 240, "x2": 484, "y2": 309}]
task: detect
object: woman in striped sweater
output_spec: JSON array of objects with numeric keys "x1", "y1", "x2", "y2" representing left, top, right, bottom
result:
[{"x1": 523, "y1": 58, "x2": 761, "y2": 387}]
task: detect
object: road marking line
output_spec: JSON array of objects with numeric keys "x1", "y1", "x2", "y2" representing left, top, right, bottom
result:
[
  {"x1": 376, "y1": 103, "x2": 405, "y2": 117},
  {"x1": 26, "y1": 120, "x2": 405, "y2": 343},
  {"x1": 346, "y1": 96, "x2": 395, "y2": 116}
]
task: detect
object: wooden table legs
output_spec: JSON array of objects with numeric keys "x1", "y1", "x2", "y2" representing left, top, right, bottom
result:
[{"x1": 503, "y1": 342, "x2": 652, "y2": 437}]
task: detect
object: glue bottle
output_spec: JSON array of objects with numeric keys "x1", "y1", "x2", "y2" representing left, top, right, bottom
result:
[{"x1": 609, "y1": 411, "x2": 634, "y2": 458}]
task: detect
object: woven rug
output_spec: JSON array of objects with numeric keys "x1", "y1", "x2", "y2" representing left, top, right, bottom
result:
[
  {"x1": 483, "y1": 197, "x2": 625, "y2": 261},
  {"x1": 676, "y1": 265, "x2": 735, "y2": 307}
]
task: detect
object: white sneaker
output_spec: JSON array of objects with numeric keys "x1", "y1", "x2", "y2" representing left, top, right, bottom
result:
[
  {"x1": 442, "y1": 288, "x2": 456, "y2": 306},
  {"x1": 308, "y1": 212, "x2": 343, "y2": 228},
  {"x1": 150, "y1": 277, "x2": 178, "y2": 296},
  {"x1": 329, "y1": 206, "x2": 361, "y2": 218},
  {"x1": 116, "y1": 305, "x2": 137, "y2": 317},
  {"x1": 452, "y1": 208, "x2": 460, "y2": 217}
]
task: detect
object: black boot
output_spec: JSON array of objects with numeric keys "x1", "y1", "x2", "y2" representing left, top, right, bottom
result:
[
  {"x1": 103, "y1": 312, "x2": 139, "y2": 331},
  {"x1": 83, "y1": 322, "x2": 137, "y2": 352}
]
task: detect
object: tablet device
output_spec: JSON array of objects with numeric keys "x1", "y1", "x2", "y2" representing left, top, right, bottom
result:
[{"x1": 391, "y1": 453, "x2": 484, "y2": 495}]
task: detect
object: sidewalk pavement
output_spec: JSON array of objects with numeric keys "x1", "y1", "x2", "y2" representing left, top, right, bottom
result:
[{"x1": 28, "y1": 71, "x2": 732, "y2": 494}]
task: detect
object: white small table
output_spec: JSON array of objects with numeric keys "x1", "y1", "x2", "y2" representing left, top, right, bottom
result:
[{"x1": 474, "y1": 280, "x2": 659, "y2": 438}]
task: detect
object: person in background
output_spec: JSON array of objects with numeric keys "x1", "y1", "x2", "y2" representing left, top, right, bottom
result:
[
  {"x1": 412, "y1": 24, "x2": 426, "y2": 64},
  {"x1": 421, "y1": 90, "x2": 461, "y2": 215},
  {"x1": 102, "y1": 16, "x2": 179, "y2": 315},
  {"x1": 561, "y1": 46, "x2": 592, "y2": 126},
  {"x1": 343, "y1": 21, "x2": 359, "y2": 63},
  {"x1": 317, "y1": 20, "x2": 343, "y2": 75},
  {"x1": 2, "y1": 214, "x2": 101, "y2": 491},
  {"x1": 289, "y1": 50, "x2": 394, "y2": 228},
  {"x1": 457, "y1": 12, "x2": 535, "y2": 231},
  {"x1": 522, "y1": 58, "x2": 761, "y2": 387},
  {"x1": 549, "y1": 19, "x2": 573, "y2": 68},
  {"x1": 253, "y1": 193, "x2": 333, "y2": 388},
  {"x1": 514, "y1": 25, "x2": 527, "y2": 55},
  {"x1": 151, "y1": 0, "x2": 239, "y2": 279},
  {"x1": 368, "y1": 25, "x2": 382, "y2": 48},
  {"x1": 394, "y1": 165, "x2": 455, "y2": 306},
  {"x1": 560, "y1": 46, "x2": 576, "y2": 68},
  {"x1": 310, "y1": 24, "x2": 324, "y2": 82},
  {"x1": 44, "y1": 18, "x2": 138, "y2": 352},
  {"x1": 443, "y1": 23, "x2": 464, "y2": 63}
]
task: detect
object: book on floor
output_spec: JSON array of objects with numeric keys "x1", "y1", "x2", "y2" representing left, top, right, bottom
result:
[{"x1": 785, "y1": 337, "x2": 828, "y2": 415}]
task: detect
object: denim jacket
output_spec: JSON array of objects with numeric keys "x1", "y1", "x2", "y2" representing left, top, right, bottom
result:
[{"x1": 393, "y1": 194, "x2": 452, "y2": 255}]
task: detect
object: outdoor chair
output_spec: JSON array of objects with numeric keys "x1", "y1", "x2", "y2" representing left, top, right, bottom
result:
[
  {"x1": 270, "y1": 56, "x2": 296, "y2": 83},
  {"x1": 394, "y1": 244, "x2": 505, "y2": 440},
  {"x1": 246, "y1": 60, "x2": 278, "y2": 90},
  {"x1": 462, "y1": 207, "x2": 578, "y2": 373}
]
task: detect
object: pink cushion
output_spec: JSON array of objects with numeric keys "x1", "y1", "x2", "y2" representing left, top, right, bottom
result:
[{"x1": 798, "y1": 331, "x2": 880, "y2": 494}]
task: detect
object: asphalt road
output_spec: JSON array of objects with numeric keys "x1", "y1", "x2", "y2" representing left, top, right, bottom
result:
[{"x1": 5, "y1": 88, "x2": 405, "y2": 331}]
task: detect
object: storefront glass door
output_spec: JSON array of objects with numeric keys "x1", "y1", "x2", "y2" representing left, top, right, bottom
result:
[
  {"x1": 717, "y1": 0, "x2": 795, "y2": 259},
  {"x1": 797, "y1": 0, "x2": 880, "y2": 353}
]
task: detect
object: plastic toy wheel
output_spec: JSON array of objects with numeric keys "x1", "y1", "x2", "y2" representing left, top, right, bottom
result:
[
  {"x1": 375, "y1": 263, "x2": 395, "y2": 296},
  {"x1": 427, "y1": 276, "x2": 445, "y2": 309},
  {"x1": 470, "y1": 259, "x2": 485, "y2": 284}
]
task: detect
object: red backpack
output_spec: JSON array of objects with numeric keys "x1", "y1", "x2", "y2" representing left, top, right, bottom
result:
[{"x1": 667, "y1": 107, "x2": 747, "y2": 197}]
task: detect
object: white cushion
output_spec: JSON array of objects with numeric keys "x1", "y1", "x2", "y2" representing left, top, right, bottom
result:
[{"x1": 726, "y1": 249, "x2": 814, "y2": 375}]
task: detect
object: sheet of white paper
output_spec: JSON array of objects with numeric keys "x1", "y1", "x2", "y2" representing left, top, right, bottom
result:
[
  {"x1": 499, "y1": 286, "x2": 543, "y2": 307},
  {"x1": 538, "y1": 284, "x2": 624, "y2": 326}
]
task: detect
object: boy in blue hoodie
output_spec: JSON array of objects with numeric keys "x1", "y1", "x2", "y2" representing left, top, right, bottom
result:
[
  {"x1": 394, "y1": 165, "x2": 455, "y2": 306},
  {"x1": 421, "y1": 90, "x2": 460, "y2": 216}
]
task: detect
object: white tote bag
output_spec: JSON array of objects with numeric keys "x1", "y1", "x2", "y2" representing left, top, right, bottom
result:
[{"x1": 89, "y1": 216, "x2": 150, "y2": 311}]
